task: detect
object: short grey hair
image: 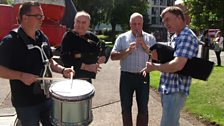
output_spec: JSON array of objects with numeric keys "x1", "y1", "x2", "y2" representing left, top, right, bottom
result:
[
  {"x1": 129, "y1": 12, "x2": 143, "y2": 23},
  {"x1": 75, "y1": 11, "x2": 91, "y2": 21}
]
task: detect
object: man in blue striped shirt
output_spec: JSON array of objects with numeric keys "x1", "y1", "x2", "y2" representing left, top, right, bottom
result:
[
  {"x1": 141, "y1": 6, "x2": 198, "y2": 126},
  {"x1": 111, "y1": 12, "x2": 156, "y2": 126}
]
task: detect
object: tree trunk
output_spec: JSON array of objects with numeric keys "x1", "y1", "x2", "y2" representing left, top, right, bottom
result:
[{"x1": 111, "y1": 23, "x2": 116, "y2": 33}]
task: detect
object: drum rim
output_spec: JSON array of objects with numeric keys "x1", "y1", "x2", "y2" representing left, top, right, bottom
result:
[{"x1": 50, "y1": 90, "x2": 95, "y2": 102}]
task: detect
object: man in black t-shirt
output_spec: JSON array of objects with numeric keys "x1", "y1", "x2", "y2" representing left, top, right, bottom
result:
[
  {"x1": 0, "y1": 2, "x2": 73, "y2": 126},
  {"x1": 61, "y1": 11, "x2": 108, "y2": 83}
]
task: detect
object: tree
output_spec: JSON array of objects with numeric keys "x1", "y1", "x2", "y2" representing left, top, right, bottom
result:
[
  {"x1": 0, "y1": 0, "x2": 10, "y2": 4},
  {"x1": 73, "y1": 0, "x2": 113, "y2": 30},
  {"x1": 108, "y1": 0, "x2": 149, "y2": 32},
  {"x1": 73, "y1": 0, "x2": 149, "y2": 34},
  {"x1": 184, "y1": 0, "x2": 224, "y2": 32}
]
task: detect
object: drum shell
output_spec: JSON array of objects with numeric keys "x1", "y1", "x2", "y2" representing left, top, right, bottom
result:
[
  {"x1": 49, "y1": 79, "x2": 95, "y2": 125},
  {"x1": 51, "y1": 97, "x2": 93, "y2": 125}
]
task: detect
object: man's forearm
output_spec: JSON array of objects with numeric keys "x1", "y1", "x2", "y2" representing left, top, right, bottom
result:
[
  {"x1": 110, "y1": 49, "x2": 131, "y2": 60},
  {"x1": 154, "y1": 57, "x2": 187, "y2": 73},
  {"x1": 49, "y1": 59, "x2": 65, "y2": 74},
  {"x1": 0, "y1": 65, "x2": 23, "y2": 80}
]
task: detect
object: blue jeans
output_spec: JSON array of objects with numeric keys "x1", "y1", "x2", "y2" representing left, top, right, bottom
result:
[
  {"x1": 15, "y1": 99, "x2": 53, "y2": 126},
  {"x1": 160, "y1": 92, "x2": 187, "y2": 126},
  {"x1": 120, "y1": 71, "x2": 149, "y2": 116}
]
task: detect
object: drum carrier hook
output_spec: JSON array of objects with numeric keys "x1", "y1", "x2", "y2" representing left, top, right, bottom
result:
[{"x1": 27, "y1": 42, "x2": 53, "y2": 98}]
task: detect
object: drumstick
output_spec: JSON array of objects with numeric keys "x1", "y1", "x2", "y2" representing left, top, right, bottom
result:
[
  {"x1": 70, "y1": 66, "x2": 74, "y2": 89},
  {"x1": 36, "y1": 77, "x2": 68, "y2": 81}
]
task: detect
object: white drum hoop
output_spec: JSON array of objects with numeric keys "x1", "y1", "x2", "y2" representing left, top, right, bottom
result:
[{"x1": 49, "y1": 79, "x2": 95, "y2": 102}]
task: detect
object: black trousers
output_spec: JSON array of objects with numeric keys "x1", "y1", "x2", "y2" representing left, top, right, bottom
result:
[{"x1": 215, "y1": 50, "x2": 221, "y2": 66}]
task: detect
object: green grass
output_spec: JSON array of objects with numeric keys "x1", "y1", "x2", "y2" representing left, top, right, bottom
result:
[
  {"x1": 97, "y1": 35, "x2": 110, "y2": 40},
  {"x1": 150, "y1": 66, "x2": 224, "y2": 125}
]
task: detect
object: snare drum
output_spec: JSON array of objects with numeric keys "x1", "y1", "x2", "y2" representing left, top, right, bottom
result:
[{"x1": 49, "y1": 79, "x2": 95, "y2": 126}]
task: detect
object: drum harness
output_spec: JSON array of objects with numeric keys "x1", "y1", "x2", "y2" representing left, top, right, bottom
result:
[
  {"x1": 11, "y1": 27, "x2": 53, "y2": 97},
  {"x1": 27, "y1": 42, "x2": 52, "y2": 97}
]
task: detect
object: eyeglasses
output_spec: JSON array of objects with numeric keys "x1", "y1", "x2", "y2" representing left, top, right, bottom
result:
[{"x1": 26, "y1": 14, "x2": 45, "y2": 20}]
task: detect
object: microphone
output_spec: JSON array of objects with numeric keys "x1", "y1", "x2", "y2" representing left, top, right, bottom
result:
[
  {"x1": 135, "y1": 30, "x2": 142, "y2": 47},
  {"x1": 135, "y1": 29, "x2": 140, "y2": 37}
]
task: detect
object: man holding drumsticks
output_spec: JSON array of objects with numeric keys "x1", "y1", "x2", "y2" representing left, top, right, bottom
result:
[{"x1": 0, "y1": 1, "x2": 73, "y2": 126}]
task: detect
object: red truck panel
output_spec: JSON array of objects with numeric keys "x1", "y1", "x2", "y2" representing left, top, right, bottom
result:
[{"x1": 0, "y1": 4, "x2": 17, "y2": 39}]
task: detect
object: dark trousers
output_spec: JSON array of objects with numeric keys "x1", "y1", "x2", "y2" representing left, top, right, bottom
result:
[
  {"x1": 215, "y1": 50, "x2": 221, "y2": 66},
  {"x1": 201, "y1": 46, "x2": 209, "y2": 60},
  {"x1": 15, "y1": 99, "x2": 53, "y2": 126},
  {"x1": 120, "y1": 71, "x2": 149, "y2": 126}
]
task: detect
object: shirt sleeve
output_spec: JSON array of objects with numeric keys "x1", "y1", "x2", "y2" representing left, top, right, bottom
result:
[
  {"x1": 219, "y1": 37, "x2": 223, "y2": 44},
  {"x1": 0, "y1": 35, "x2": 14, "y2": 68},
  {"x1": 112, "y1": 35, "x2": 124, "y2": 52},
  {"x1": 146, "y1": 34, "x2": 156, "y2": 47},
  {"x1": 174, "y1": 35, "x2": 198, "y2": 59}
]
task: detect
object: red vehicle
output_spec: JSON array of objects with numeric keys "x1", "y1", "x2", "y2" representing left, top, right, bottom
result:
[{"x1": 0, "y1": 0, "x2": 76, "y2": 47}]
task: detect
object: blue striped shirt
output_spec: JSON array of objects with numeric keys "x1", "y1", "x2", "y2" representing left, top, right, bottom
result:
[
  {"x1": 112, "y1": 30, "x2": 156, "y2": 73},
  {"x1": 158, "y1": 27, "x2": 198, "y2": 96}
]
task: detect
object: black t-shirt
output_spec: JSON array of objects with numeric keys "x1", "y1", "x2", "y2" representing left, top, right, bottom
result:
[
  {"x1": 60, "y1": 31, "x2": 102, "y2": 79},
  {"x1": 0, "y1": 28, "x2": 53, "y2": 107}
]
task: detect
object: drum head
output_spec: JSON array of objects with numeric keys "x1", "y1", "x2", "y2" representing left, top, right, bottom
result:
[{"x1": 50, "y1": 79, "x2": 95, "y2": 101}]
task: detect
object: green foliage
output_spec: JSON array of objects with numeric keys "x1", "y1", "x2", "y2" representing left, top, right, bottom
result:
[
  {"x1": 97, "y1": 33, "x2": 117, "y2": 43},
  {"x1": 97, "y1": 35, "x2": 109, "y2": 40},
  {"x1": 73, "y1": 0, "x2": 149, "y2": 33},
  {"x1": 0, "y1": 0, "x2": 9, "y2": 4},
  {"x1": 73, "y1": 0, "x2": 113, "y2": 29},
  {"x1": 109, "y1": 0, "x2": 149, "y2": 32},
  {"x1": 184, "y1": 0, "x2": 224, "y2": 31},
  {"x1": 7, "y1": 0, "x2": 12, "y2": 4},
  {"x1": 150, "y1": 67, "x2": 224, "y2": 125}
]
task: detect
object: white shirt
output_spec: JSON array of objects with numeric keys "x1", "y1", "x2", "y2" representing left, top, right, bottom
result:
[{"x1": 112, "y1": 30, "x2": 156, "y2": 73}]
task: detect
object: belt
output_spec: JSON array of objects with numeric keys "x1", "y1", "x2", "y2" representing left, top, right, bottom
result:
[
  {"x1": 76, "y1": 78, "x2": 91, "y2": 80},
  {"x1": 121, "y1": 71, "x2": 142, "y2": 76}
]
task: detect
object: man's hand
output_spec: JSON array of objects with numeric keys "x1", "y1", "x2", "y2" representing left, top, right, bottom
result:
[
  {"x1": 136, "y1": 37, "x2": 144, "y2": 47},
  {"x1": 82, "y1": 63, "x2": 102, "y2": 73},
  {"x1": 110, "y1": 42, "x2": 137, "y2": 60},
  {"x1": 140, "y1": 62, "x2": 156, "y2": 77},
  {"x1": 98, "y1": 56, "x2": 106, "y2": 64},
  {"x1": 136, "y1": 37, "x2": 150, "y2": 53},
  {"x1": 62, "y1": 67, "x2": 75, "y2": 78},
  {"x1": 20, "y1": 72, "x2": 39, "y2": 86},
  {"x1": 127, "y1": 42, "x2": 136, "y2": 54},
  {"x1": 88, "y1": 64, "x2": 101, "y2": 73}
]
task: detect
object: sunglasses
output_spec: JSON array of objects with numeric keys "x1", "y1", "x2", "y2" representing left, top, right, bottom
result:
[{"x1": 26, "y1": 14, "x2": 45, "y2": 20}]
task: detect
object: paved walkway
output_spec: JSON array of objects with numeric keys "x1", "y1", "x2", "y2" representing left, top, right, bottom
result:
[{"x1": 0, "y1": 45, "x2": 222, "y2": 126}]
